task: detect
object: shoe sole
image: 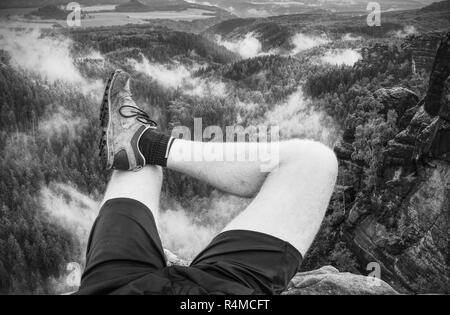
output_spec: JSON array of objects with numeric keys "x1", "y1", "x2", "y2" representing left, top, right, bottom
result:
[{"x1": 99, "y1": 70, "x2": 121, "y2": 170}]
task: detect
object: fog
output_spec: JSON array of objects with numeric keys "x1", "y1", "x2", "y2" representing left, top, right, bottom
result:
[
  {"x1": 159, "y1": 193, "x2": 247, "y2": 260},
  {"x1": 130, "y1": 53, "x2": 229, "y2": 98},
  {"x1": 262, "y1": 88, "x2": 341, "y2": 147},
  {"x1": 216, "y1": 33, "x2": 265, "y2": 59},
  {"x1": 39, "y1": 107, "x2": 88, "y2": 140},
  {"x1": 393, "y1": 25, "x2": 418, "y2": 38},
  {"x1": 321, "y1": 49, "x2": 362, "y2": 66},
  {"x1": 0, "y1": 28, "x2": 103, "y2": 96},
  {"x1": 290, "y1": 33, "x2": 330, "y2": 54},
  {"x1": 129, "y1": 56, "x2": 191, "y2": 89},
  {"x1": 342, "y1": 33, "x2": 363, "y2": 41},
  {"x1": 40, "y1": 183, "x2": 100, "y2": 261},
  {"x1": 215, "y1": 32, "x2": 334, "y2": 59}
]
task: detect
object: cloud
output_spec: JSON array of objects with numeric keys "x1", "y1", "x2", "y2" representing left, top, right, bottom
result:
[
  {"x1": 321, "y1": 49, "x2": 362, "y2": 66},
  {"x1": 40, "y1": 183, "x2": 99, "y2": 258},
  {"x1": 129, "y1": 56, "x2": 191, "y2": 89},
  {"x1": 216, "y1": 32, "x2": 333, "y2": 58},
  {"x1": 183, "y1": 78, "x2": 228, "y2": 98},
  {"x1": 290, "y1": 33, "x2": 330, "y2": 55},
  {"x1": 184, "y1": 0, "x2": 220, "y2": 8},
  {"x1": 216, "y1": 33, "x2": 331, "y2": 59},
  {"x1": 393, "y1": 25, "x2": 418, "y2": 38},
  {"x1": 159, "y1": 193, "x2": 247, "y2": 260},
  {"x1": 216, "y1": 32, "x2": 332, "y2": 58},
  {"x1": 39, "y1": 183, "x2": 99, "y2": 292},
  {"x1": 0, "y1": 28, "x2": 103, "y2": 96},
  {"x1": 130, "y1": 54, "x2": 229, "y2": 98},
  {"x1": 250, "y1": 1, "x2": 307, "y2": 6},
  {"x1": 216, "y1": 33, "x2": 265, "y2": 59},
  {"x1": 246, "y1": 8, "x2": 271, "y2": 17},
  {"x1": 261, "y1": 88, "x2": 340, "y2": 146},
  {"x1": 76, "y1": 50, "x2": 105, "y2": 63},
  {"x1": 342, "y1": 33, "x2": 362, "y2": 41},
  {"x1": 38, "y1": 107, "x2": 88, "y2": 140},
  {"x1": 158, "y1": 209, "x2": 216, "y2": 260}
]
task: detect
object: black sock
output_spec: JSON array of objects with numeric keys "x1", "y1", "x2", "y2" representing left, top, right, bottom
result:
[{"x1": 139, "y1": 129, "x2": 175, "y2": 167}]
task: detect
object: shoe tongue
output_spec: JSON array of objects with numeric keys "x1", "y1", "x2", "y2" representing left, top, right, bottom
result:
[
  {"x1": 119, "y1": 79, "x2": 135, "y2": 106},
  {"x1": 123, "y1": 79, "x2": 132, "y2": 94}
]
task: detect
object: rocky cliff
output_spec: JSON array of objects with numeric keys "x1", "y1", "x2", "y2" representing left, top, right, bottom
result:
[
  {"x1": 403, "y1": 33, "x2": 442, "y2": 72},
  {"x1": 335, "y1": 32, "x2": 450, "y2": 294}
]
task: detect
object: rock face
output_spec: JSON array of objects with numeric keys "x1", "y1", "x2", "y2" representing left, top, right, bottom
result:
[
  {"x1": 283, "y1": 266, "x2": 398, "y2": 295},
  {"x1": 335, "y1": 32, "x2": 450, "y2": 294},
  {"x1": 424, "y1": 32, "x2": 450, "y2": 117},
  {"x1": 402, "y1": 32, "x2": 442, "y2": 72},
  {"x1": 165, "y1": 252, "x2": 398, "y2": 295},
  {"x1": 345, "y1": 159, "x2": 450, "y2": 292},
  {"x1": 165, "y1": 249, "x2": 190, "y2": 267},
  {"x1": 373, "y1": 87, "x2": 420, "y2": 125}
]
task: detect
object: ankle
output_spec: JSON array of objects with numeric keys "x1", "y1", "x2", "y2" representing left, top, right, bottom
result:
[{"x1": 139, "y1": 129, "x2": 175, "y2": 167}]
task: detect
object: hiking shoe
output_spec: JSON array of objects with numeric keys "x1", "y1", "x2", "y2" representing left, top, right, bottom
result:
[{"x1": 99, "y1": 70, "x2": 157, "y2": 171}]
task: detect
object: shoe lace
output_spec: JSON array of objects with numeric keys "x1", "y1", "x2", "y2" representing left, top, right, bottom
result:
[{"x1": 119, "y1": 104, "x2": 158, "y2": 128}]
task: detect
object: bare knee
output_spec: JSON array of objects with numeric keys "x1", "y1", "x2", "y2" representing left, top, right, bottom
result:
[{"x1": 281, "y1": 139, "x2": 338, "y2": 178}]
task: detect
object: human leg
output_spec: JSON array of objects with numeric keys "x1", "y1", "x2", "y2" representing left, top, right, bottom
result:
[{"x1": 166, "y1": 139, "x2": 338, "y2": 256}]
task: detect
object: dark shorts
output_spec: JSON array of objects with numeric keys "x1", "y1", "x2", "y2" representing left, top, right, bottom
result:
[{"x1": 75, "y1": 198, "x2": 302, "y2": 295}]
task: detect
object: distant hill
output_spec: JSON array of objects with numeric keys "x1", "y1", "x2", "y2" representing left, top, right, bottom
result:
[
  {"x1": 116, "y1": 0, "x2": 221, "y2": 13},
  {"x1": 420, "y1": 0, "x2": 450, "y2": 11},
  {"x1": 173, "y1": 0, "x2": 440, "y2": 17},
  {"x1": 116, "y1": 0, "x2": 148, "y2": 12},
  {"x1": 207, "y1": 2, "x2": 450, "y2": 48},
  {"x1": 0, "y1": 0, "x2": 129, "y2": 9},
  {"x1": 209, "y1": 18, "x2": 257, "y2": 35},
  {"x1": 27, "y1": 4, "x2": 67, "y2": 19}
]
